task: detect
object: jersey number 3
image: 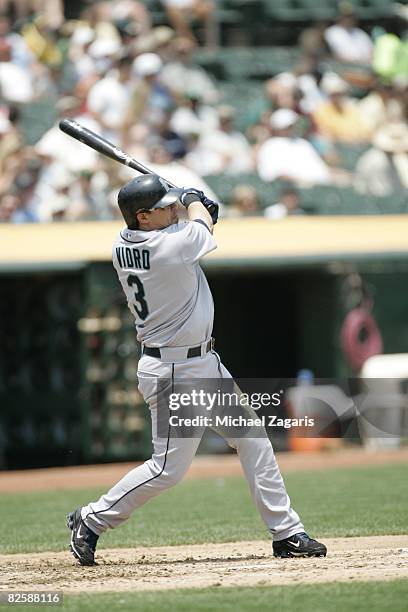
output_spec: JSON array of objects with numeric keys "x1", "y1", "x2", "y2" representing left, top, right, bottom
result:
[{"x1": 127, "y1": 274, "x2": 149, "y2": 320}]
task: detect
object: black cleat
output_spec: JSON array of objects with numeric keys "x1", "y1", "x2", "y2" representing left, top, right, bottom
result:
[
  {"x1": 273, "y1": 532, "x2": 327, "y2": 558},
  {"x1": 67, "y1": 507, "x2": 99, "y2": 566}
]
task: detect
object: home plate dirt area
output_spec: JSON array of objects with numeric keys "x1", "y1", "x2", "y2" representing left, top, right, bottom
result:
[{"x1": 1, "y1": 536, "x2": 408, "y2": 593}]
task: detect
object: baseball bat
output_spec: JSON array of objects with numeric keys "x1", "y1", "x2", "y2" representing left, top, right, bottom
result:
[{"x1": 59, "y1": 118, "x2": 177, "y2": 188}]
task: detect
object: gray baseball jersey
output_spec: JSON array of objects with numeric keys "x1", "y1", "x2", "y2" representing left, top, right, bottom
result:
[{"x1": 112, "y1": 220, "x2": 216, "y2": 347}]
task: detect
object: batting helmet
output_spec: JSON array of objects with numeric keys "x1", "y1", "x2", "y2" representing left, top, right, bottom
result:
[{"x1": 118, "y1": 174, "x2": 183, "y2": 228}]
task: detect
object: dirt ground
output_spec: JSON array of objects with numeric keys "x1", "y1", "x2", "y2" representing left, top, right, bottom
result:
[{"x1": 1, "y1": 536, "x2": 408, "y2": 593}]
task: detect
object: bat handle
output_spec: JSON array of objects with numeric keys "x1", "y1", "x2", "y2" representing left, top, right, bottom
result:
[{"x1": 126, "y1": 158, "x2": 177, "y2": 189}]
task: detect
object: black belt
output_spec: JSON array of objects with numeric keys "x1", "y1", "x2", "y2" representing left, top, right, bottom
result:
[{"x1": 143, "y1": 339, "x2": 213, "y2": 359}]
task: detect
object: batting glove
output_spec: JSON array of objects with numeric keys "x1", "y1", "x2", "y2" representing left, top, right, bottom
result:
[
  {"x1": 179, "y1": 188, "x2": 220, "y2": 224},
  {"x1": 179, "y1": 188, "x2": 205, "y2": 208},
  {"x1": 202, "y1": 196, "x2": 219, "y2": 224}
]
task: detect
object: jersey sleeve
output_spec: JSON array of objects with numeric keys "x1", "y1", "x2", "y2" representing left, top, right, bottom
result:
[{"x1": 177, "y1": 220, "x2": 217, "y2": 265}]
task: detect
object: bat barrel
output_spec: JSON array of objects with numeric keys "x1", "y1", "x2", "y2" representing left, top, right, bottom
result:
[{"x1": 59, "y1": 118, "x2": 177, "y2": 188}]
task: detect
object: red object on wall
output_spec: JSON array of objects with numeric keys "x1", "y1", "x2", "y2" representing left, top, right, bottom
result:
[{"x1": 340, "y1": 307, "x2": 383, "y2": 372}]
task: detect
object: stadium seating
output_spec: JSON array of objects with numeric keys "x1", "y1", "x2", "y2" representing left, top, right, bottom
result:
[
  {"x1": 192, "y1": 47, "x2": 373, "y2": 82},
  {"x1": 13, "y1": 0, "x2": 407, "y2": 221},
  {"x1": 193, "y1": 47, "x2": 301, "y2": 80},
  {"x1": 263, "y1": 0, "x2": 397, "y2": 21},
  {"x1": 19, "y1": 101, "x2": 57, "y2": 146},
  {"x1": 144, "y1": 0, "x2": 246, "y2": 43},
  {"x1": 217, "y1": 80, "x2": 266, "y2": 130},
  {"x1": 264, "y1": 0, "x2": 330, "y2": 21},
  {"x1": 204, "y1": 174, "x2": 408, "y2": 215},
  {"x1": 334, "y1": 143, "x2": 371, "y2": 172},
  {"x1": 142, "y1": 0, "x2": 401, "y2": 44}
]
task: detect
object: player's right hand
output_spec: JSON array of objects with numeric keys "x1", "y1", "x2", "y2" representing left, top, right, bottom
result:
[{"x1": 179, "y1": 188, "x2": 205, "y2": 208}]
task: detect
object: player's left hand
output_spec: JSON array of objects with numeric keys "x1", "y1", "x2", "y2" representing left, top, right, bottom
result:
[{"x1": 201, "y1": 196, "x2": 219, "y2": 224}]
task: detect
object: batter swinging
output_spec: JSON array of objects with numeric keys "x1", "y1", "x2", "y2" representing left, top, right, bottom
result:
[{"x1": 67, "y1": 174, "x2": 327, "y2": 564}]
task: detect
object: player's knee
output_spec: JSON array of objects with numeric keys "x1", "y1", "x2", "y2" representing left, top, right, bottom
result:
[
  {"x1": 165, "y1": 462, "x2": 190, "y2": 487},
  {"x1": 147, "y1": 457, "x2": 187, "y2": 488},
  {"x1": 161, "y1": 465, "x2": 187, "y2": 487}
]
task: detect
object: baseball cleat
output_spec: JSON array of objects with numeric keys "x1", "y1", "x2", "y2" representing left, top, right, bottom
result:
[
  {"x1": 273, "y1": 532, "x2": 327, "y2": 558},
  {"x1": 67, "y1": 507, "x2": 99, "y2": 566}
]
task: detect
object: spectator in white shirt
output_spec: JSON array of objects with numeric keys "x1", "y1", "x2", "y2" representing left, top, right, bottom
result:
[
  {"x1": 35, "y1": 97, "x2": 101, "y2": 175},
  {"x1": 161, "y1": 36, "x2": 218, "y2": 104},
  {"x1": 0, "y1": 13, "x2": 35, "y2": 71},
  {"x1": 68, "y1": 26, "x2": 97, "y2": 80},
  {"x1": 124, "y1": 52, "x2": 174, "y2": 132},
  {"x1": 256, "y1": 109, "x2": 331, "y2": 185},
  {"x1": 324, "y1": 8, "x2": 373, "y2": 65},
  {"x1": 87, "y1": 55, "x2": 134, "y2": 142},
  {"x1": 354, "y1": 122, "x2": 408, "y2": 197},
  {"x1": 187, "y1": 105, "x2": 254, "y2": 175},
  {"x1": 170, "y1": 90, "x2": 218, "y2": 138},
  {"x1": 358, "y1": 80, "x2": 405, "y2": 135},
  {"x1": 0, "y1": 38, "x2": 34, "y2": 103},
  {"x1": 33, "y1": 96, "x2": 102, "y2": 220}
]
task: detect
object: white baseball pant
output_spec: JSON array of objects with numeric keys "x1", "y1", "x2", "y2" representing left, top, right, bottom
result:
[{"x1": 81, "y1": 350, "x2": 304, "y2": 541}]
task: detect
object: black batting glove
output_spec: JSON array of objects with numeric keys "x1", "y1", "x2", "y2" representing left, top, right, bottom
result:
[
  {"x1": 179, "y1": 188, "x2": 220, "y2": 224},
  {"x1": 179, "y1": 188, "x2": 205, "y2": 208},
  {"x1": 201, "y1": 196, "x2": 219, "y2": 224}
]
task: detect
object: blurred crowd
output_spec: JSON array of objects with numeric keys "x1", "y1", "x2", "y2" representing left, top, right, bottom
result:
[{"x1": 0, "y1": 0, "x2": 407, "y2": 223}]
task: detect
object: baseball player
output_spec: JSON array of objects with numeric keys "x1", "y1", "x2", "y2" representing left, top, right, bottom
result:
[{"x1": 67, "y1": 174, "x2": 327, "y2": 564}]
